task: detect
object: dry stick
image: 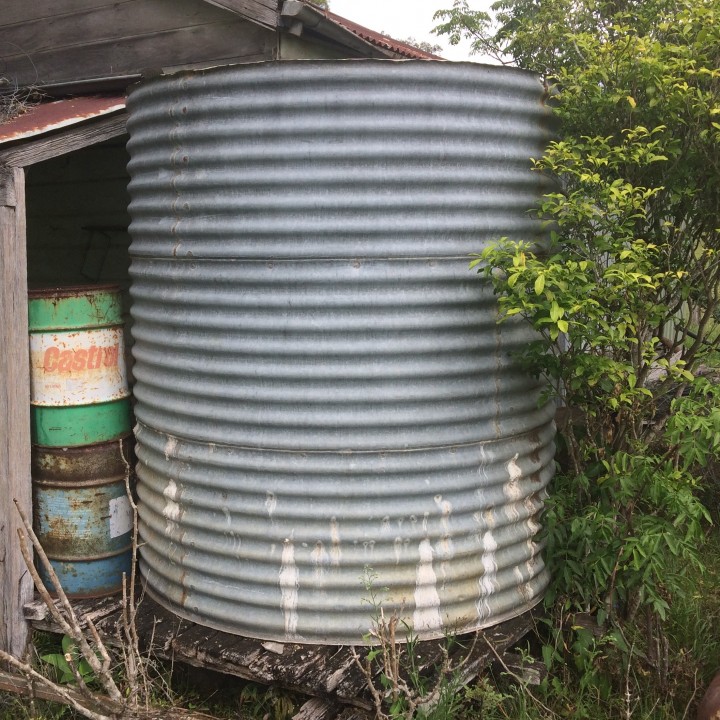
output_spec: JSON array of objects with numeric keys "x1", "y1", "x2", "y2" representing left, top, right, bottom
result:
[
  {"x1": 87, "y1": 618, "x2": 113, "y2": 677},
  {"x1": 13, "y1": 500, "x2": 125, "y2": 705},
  {"x1": 680, "y1": 669, "x2": 699, "y2": 720},
  {"x1": 411, "y1": 648, "x2": 449, "y2": 717},
  {"x1": 120, "y1": 440, "x2": 149, "y2": 710},
  {"x1": 453, "y1": 631, "x2": 481, "y2": 684},
  {"x1": 349, "y1": 645, "x2": 387, "y2": 720},
  {"x1": 64, "y1": 649, "x2": 93, "y2": 698},
  {"x1": 121, "y1": 577, "x2": 139, "y2": 708},
  {"x1": 0, "y1": 648, "x2": 117, "y2": 720},
  {"x1": 22, "y1": 644, "x2": 37, "y2": 720},
  {"x1": 623, "y1": 640, "x2": 634, "y2": 720},
  {"x1": 10, "y1": 497, "x2": 219, "y2": 720},
  {"x1": 14, "y1": 528, "x2": 116, "y2": 704}
]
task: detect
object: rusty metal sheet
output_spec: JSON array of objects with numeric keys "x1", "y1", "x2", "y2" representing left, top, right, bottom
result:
[
  {"x1": 0, "y1": 95, "x2": 125, "y2": 146},
  {"x1": 323, "y1": 8, "x2": 442, "y2": 59}
]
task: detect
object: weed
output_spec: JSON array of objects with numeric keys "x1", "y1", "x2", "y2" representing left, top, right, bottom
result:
[
  {"x1": 353, "y1": 567, "x2": 522, "y2": 720},
  {"x1": 41, "y1": 635, "x2": 99, "y2": 686}
]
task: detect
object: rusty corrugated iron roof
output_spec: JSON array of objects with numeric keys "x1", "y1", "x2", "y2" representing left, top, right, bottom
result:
[
  {"x1": 311, "y1": 5, "x2": 443, "y2": 60},
  {"x1": 0, "y1": 95, "x2": 126, "y2": 146}
]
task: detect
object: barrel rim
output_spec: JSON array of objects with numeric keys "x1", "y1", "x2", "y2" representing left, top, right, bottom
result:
[{"x1": 28, "y1": 283, "x2": 123, "y2": 300}]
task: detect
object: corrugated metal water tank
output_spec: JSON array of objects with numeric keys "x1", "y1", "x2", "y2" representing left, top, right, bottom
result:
[{"x1": 125, "y1": 60, "x2": 556, "y2": 644}]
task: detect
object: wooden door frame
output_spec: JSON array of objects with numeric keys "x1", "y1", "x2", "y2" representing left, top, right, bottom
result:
[{"x1": 0, "y1": 112, "x2": 127, "y2": 657}]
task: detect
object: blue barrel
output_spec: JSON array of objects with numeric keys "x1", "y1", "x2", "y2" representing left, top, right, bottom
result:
[{"x1": 32, "y1": 436, "x2": 134, "y2": 597}]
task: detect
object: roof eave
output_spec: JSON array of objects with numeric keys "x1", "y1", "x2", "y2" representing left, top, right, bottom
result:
[{"x1": 280, "y1": 1, "x2": 408, "y2": 59}]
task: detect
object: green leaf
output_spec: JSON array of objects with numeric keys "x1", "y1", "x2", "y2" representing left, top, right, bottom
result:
[
  {"x1": 61, "y1": 635, "x2": 74, "y2": 655},
  {"x1": 535, "y1": 274, "x2": 546, "y2": 295},
  {"x1": 542, "y1": 643, "x2": 556, "y2": 670},
  {"x1": 41, "y1": 653, "x2": 72, "y2": 678}
]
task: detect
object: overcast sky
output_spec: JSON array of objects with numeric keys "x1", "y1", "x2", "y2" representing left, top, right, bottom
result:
[{"x1": 328, "y1": 0, "x2": 496, "y2": 63}]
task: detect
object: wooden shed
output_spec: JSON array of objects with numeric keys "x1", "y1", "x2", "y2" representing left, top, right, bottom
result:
[{"x1": 0, "y1": 0, "x2": 437, "y2": 660}]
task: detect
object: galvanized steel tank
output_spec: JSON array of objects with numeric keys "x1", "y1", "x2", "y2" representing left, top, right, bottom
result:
[{"x1": 125, "y1": 60, "x2": 556, "y2": 644}]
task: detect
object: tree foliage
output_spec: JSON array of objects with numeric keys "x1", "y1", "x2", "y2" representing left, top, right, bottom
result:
[{"x1": 436, "y1": 0, "x2": 720, "y2": 694}]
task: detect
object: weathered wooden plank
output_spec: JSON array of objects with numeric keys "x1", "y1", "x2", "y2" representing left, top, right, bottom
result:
[
  {"x1": 0, "y1": 165, "x2": 32, "y2": 659},
  {"x1": 0, "y1": 669, "x2": 236, "y2": 719},
  {"x1": 292, "y1": 697, "x2": 344, "y2": 720},
  {"x1": 4, "y1": 0, "x2": 242, "y2": 57},
  {"x1": 2, "y1": 0, "x2": 128, "y2": 27},
  {"x1": 1, "y1": 0, "x2": 278, "y2": 30},
  {"x1": 100, "y1": 591, "x2": 197, "y2": 650},
  {"x1": 0, "y1": 115, "x2": 128, "y2": 167},
  {"x1": 23, "y1": 592, "x2": 536, "y2": 711},
  {"x1": 451, "y1": 614, "x2": 535, "y2": 687},
  {"x1": 241, "y1": 641, "x2": 335, "y2": 689},
  {"x1": 335, "y1": 710, "x2": 372, "y2": 720},
  {"x1": 1, "y1": 16, "x2": 274, "y2": 89},
  {"x1": 23, "y1": 595, "x2": 123, "y2": 627},
  {"x1": 202, "y1": 0, "x2": 278, "y2": 28},
  {"x1": 494, "y1": 651, "x2": 546, "y2": 686},
  {"x1": 170, "y1": 623, "x2": 223, "y2": 662},
  {"x1": 0, "y1": 669, "x2": 115, "y2": 712},
  {"x1": 318, "y1": 647, "x2": 360, "y2": 694},
  {"x1": 0, "y1": 167, "x2": 17, "y2": 205}
]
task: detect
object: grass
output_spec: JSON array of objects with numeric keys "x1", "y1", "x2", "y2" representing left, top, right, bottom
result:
[
  {"x1": 3, "y1": 481, "x2": 718, "y2": 720},
  {"x1": 0, "y1": 649, "x2": 304, "y2": 720},
  {"x1": 470, "y1": 529, "x2": 720, "y2": 720}
]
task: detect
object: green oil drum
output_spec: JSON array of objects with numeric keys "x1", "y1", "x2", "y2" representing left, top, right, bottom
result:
[
  {"x1": 32, "y1": 436, "x2": 134, "y2": 597},
  {"x1": 28, "y1": 285, "x2": 131, "y2": 447}
]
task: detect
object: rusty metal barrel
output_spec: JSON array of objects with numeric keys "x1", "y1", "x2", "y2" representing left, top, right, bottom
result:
[
  {"x1": 28, "y1": 285, "x2": 131, "y2": 447},
  {"x1": 32, "y1": 438, "x2": 134, "y2": 597},
  {"x1": 125, "y1": 60, "x2": 556, "y2": 643},
  {"x1": 28, "y1": 285, "x2": 134, "y2": 596}
]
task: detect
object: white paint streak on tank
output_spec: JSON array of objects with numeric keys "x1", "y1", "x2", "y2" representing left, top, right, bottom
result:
[
  {"x1": 413, "y1": 538, "x2": 443, "y2": 634},
  {"x1": 522, "y1": 491, "x2": 543, "y2": 596},
  {"x1": 477, "y1": 509, "x2": 498, "y2": 621},
  {"x1": 478, "y1": 445, "x2": 490, "y2": 482},
  {"x1": 434, "y1": 494, "x2": 454, "y2": 590},
  {"x1": 163, "y1": 478, "x2": 181, "y2": 536},
  {"x1": 265, "y1": 491, "x2": 277, "y2": 521},
  {"x1": 163, "y1": 436, "x2": 178, "y2": 462},
  {"x1": 503, "y1": 454, "x2": 523, "y2": 522},
  {"x1": 393, "y1": 537, "x2": 401, "y2": 564},
  {"x1": 279, "y1": 538, "x2": 299, "y2": 637},
  {"x1": 476, "y1": 443, "x2": 498, "y2": 620},
  {"x1": 503, "y1": 452, "x2": 540, "y2": 603},
  {"x1": 311, "y1": 541, "x2": 330, "y2": 581},
  {"x1": 330, "y1": 517, "x2": 342, "y2": 566}
]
